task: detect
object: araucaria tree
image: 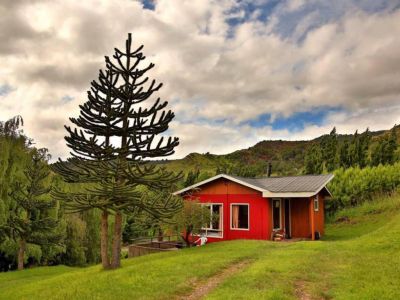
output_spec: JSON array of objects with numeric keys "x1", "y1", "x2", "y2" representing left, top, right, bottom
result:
[
  {"x1": 4, "y1": 149, "x2": 61, "y2": 270},
  {"x1": 52, "y1": 33, "x2": 182, "y2": 269}
]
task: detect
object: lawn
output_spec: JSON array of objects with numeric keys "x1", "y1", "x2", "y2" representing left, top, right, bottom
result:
[{"x1": 1, "y1": 194, "x2": 400, "y2": 299}]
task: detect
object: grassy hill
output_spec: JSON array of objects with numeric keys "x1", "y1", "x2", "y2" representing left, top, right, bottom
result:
[
  {"x1": 1, "y1": 193, "x2": 400, "y2": 299},
  {"x1": 156, "y1": 125, "x2": 400, "y2": 177}
]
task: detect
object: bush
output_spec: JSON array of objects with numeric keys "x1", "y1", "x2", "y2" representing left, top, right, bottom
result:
[{"x1": 327, "y1": 163, "x2": 400, "y2": 212}]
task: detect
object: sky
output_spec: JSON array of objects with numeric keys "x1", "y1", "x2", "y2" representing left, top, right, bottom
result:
[{"x1": 1, "y1": 0, "x2": 400, "y2": 160}]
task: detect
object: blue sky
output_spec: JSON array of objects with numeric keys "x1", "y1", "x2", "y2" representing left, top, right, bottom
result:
[
  {"x1": 0, "y1": 0, "x2": 399, "y2": 159},
  {"x1": 245, "y1": 106, "x2": 344, "y2": 132}
]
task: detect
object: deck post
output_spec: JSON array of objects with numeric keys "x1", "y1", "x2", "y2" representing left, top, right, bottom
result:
[{"x1": 310, "y1": 197, "x2": 315, "y2": 241}]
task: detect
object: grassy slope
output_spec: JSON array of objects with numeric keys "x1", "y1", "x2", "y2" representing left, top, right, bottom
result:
[{"x1": 1, "y1": 194, "x2": 400, "y2": 299}]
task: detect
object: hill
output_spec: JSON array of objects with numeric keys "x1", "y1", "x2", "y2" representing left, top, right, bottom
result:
[
  {"x1": 156, "y1": 125, "x2": 400, "y2": 177},
  {"x1": 1, "y1": 193, "x2": 400, "y2": 299}
]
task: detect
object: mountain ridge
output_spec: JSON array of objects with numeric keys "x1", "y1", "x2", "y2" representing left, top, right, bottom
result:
[{"x1": 155, "y1": 125, "x2": 399, "y2": 177}]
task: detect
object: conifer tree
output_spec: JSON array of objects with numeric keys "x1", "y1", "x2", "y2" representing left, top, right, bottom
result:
[
  {"x1": 304, "y1": 144, "x2": 323, "y2": 174},
  {"x1": 320, "y1": 127, "x2": 338, "y2": 171},
  {"x1": 338, "y1": 139, "x2": 351, "y2": 168},
  {"x1": 52, "y1": 33, "x2": 182, "y2": 269},
  {"x1": 2, "y1": 148, "x2": 61, "y2": 270},
  {"x1": 357, "y1": 128, "x2": 371, "y2": 168},
  {"x1": 348, "y1": 130, "x2": 360, "y2": 167},
  {"x1": 371, "y1": 127, "x2": 398, "y2": 166}
]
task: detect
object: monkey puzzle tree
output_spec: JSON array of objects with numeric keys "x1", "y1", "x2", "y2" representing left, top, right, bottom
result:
[
  {"x1": 52, "y1": 33, "x2": 182, "y2": 269},
  {"x1": 2, "y1": 148, "x2": 61, "y2": 270}
]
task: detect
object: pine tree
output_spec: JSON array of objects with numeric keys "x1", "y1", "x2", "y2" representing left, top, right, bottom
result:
[
  {"x1": 348, "y1": 130, "x2": 360, "y2": 167},
  {"x1": 52, "y1": 33, "x2": 182, "y2": 269},
  {"x1": 358, "y1": 128, "x2": 371, "y2": 168},
  {"x1": 2, "y1": 148, "x2": 61, "y2": 270},
  {"x1": 304, "y1": 144, "x2": 323, "y2": 174},
  {"x1": 320, "y1": 127, "x2": 338, "y2": 171},
  {"x1": 371, "y1": 127, "x2": 398, "y2": 166},
  {"x1": 338, "y1": 139, "x2": 351, "y2": 168}
]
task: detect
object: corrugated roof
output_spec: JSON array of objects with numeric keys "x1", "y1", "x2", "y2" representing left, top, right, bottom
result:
[
  {"x1": 229, "y1": 174, "x2": 334, "y2": 193},
  {"x1": 174, "y1": 173, "x2": 334, "y2": 197}
]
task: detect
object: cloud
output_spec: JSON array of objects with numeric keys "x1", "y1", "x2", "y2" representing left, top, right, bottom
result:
[
  {"x1": 0, "y1": 84, "x2": 15, "y2": 96},
  {"x1": 0, "y1": 0, "x2": 399, "y2": 161}
]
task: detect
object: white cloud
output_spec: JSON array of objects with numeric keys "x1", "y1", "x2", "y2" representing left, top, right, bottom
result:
[{"x1": 0, "y1": 0, "x2": 399, "y2": 160}]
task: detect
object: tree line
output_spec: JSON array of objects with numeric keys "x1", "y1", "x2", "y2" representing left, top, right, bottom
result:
[{"x1": 304, "y1": 127, "x2": 399, "y2": 174}]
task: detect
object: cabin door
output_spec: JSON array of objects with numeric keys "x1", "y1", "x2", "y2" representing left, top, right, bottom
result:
[{"x1": 284, "y1": 199, "x2": 291, "y2": 239}]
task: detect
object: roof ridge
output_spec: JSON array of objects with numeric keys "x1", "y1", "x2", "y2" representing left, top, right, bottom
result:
[{"x1": 234, "y1": 174, "x2": 333, "y2": 180}]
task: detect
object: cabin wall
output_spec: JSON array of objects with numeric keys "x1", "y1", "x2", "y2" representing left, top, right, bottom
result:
[
  {"x1": 184, "y1": 179, "x2": 271, "y2": 242},
  {"x1": 313, "y1": 193, "x2": 325, "y2": 235},
  {"x1": 290, "y1": 198, "x2": 310, "y2": 238},
  {"x1": 289, "y1": 192, "x2": 325, "y2": 239}
]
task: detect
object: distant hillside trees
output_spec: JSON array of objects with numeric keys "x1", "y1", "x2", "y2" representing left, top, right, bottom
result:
[
  {"x1": 52, "y1": 34, "x2": 182, "y2": 269},
  {"x1": 371, "y1": 128, "x2": 398, "y2": 166},
  {"x1": 304, "y1": 126, "x2": 398, "y2": 174},
  {"x1": 184, "y1": 169, "x2": 201, "y2": 187},
  {"x1": 304, "y1": 144, "x2": 323, "y2": 174}
]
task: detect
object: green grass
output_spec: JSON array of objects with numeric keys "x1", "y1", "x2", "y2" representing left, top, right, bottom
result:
[{"x1": 2, "y1": 194, "x2": 400, "y2": 299}]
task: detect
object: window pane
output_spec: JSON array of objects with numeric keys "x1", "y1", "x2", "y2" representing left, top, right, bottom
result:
[
  {"x1": 238, "y1": 205, "x2": 248, "y2": 229},
  {"x1": 231, "y1": 205, "x2": 249, "y2": 229},
  {"x1": 211, "y1": 205, "x2": 221, "y2": 230},
  {"x1": 314, "y1": 198, "x2": 319, "y2": 211}
]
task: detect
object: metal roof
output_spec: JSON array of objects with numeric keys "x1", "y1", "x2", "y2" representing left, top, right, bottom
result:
[
  {"x1": 174, "y1": 173, "x2": 334, "y2": 198},
  {"x1": 229, "y1": 174, "x2": 334, "y2": 193}
]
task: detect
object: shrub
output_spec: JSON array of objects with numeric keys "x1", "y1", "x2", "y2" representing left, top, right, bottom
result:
[{"x1": 327, "y1": 163, "x2": 400, "y2": 212}]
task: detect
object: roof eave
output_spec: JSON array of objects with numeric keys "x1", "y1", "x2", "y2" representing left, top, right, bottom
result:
[{"x1": 262, "y1": 191, "x2": 315, "y2": 198}]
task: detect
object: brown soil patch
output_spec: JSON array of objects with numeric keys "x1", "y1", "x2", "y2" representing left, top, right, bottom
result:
[
  {"x1": 295, "y1": 280, "x2": 312, "y2": 300},
  {"x1": 179, "y1": 260, "x2": 250, "y2": 300}
]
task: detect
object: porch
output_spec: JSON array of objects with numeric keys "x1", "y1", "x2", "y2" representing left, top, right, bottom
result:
[{"x1": 271, "y1": 196, "x2": 323, "y2": 241}]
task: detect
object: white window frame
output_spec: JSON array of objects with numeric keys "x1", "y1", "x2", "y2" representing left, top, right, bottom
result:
[
  {"x1": 314, "y1": 195, "x2": 319, "y2": 212},
  {"x1": 272, "y1": 198, "x2": 282, "y2": 231},
  {"x1": 230, "y1": 203, "x2": 250, "y2": 231},
  {"x1": 201, "y1": 203, "x2": 224, "y2": 238}
]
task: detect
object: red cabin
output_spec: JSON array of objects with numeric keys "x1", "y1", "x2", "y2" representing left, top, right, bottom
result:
[{"x1": 174, "y1": 174, "x2": 334, "y2": 242}]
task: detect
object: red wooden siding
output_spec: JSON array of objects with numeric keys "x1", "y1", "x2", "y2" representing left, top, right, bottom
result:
[
  {"x1": 195, "y1": 178, "x2": 260, "y2": 195},
  {"x1": 290, "y1": 198, "x2": 310, "y2": 238},
  {"x1": 313, "y1": 194, "x2": 325, "y2": 235},
  {"x1": 184, "y1": 179, "x2": 271, "y2": 242}
]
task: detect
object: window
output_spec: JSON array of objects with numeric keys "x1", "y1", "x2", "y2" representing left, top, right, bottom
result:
[
  {"x1": 314, "y1": 195, "x2": 319, "y2": 211},
  {"x1": 231, "y1": 204, "x2": 249, "y2": 230},
  {"x1": 272, "y1": 199, "x2": 281, "y2": 230},
  {"x1": 203, "y1": 204, "x2": 223, "y2": 237}
]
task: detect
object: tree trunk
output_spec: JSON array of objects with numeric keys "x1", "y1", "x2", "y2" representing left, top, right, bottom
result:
[
  {"x1": 157, "y1": 226, "x2": 163, "y2": 242},
  {"x1": 111, "y1": 211, "x2": 122, "y2": 269},
  {"x1": 18, "y1": 239, "x2": 26, "y2": 271},
  {"x1": 184, "y1": 229, "x2": 192, "y2": 247},
  {"x1": 100, "y1": 210, "x2": 110, "y2": 269}
]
